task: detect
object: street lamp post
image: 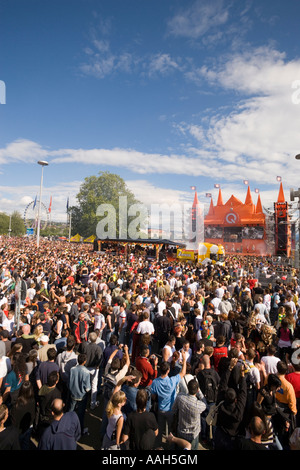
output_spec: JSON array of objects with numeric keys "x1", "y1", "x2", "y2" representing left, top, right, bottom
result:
[
  {"x1": 8, "y1": 214, "x2": 11, "y2": 237},
  {"x1": 36, "y1": 160, "x2": 49, "y2": 248}
]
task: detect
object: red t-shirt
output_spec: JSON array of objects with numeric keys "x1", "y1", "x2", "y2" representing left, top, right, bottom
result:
[
  {"x1": 285, "y1": 372, "x2": 300, "y2": 398},
  {"x1": 213, "y1": 346, "x2": 228, "y2": 372},
  {"x1": 248, "y1": 279, "x2": 258, "y2": 290},
  {"x1": 135, "y1": 356, "x2": 157, "y2": 387}
]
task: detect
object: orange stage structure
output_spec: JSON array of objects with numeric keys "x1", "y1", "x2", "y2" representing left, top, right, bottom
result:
[{"x1": 199, "y1": 183, "x2": 290, "y2": 256}]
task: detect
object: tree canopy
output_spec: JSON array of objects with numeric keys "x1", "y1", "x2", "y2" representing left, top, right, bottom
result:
[
  {"x1": 0, "y1": 211, "x2": 26, "y2": 236},
  {"x1": 70, "y1": 171, "x2": 144, "y2": 238}
]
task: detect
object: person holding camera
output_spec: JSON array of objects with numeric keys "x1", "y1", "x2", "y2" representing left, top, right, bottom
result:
[{"x1": 135, "y1": 345, "x2": 158, "y2": 389}]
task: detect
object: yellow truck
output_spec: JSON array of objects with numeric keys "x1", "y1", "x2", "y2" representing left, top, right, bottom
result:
[
  {"x1": 176, "y1": 249, "x2": 196, "y2": 262},
  {"x1": 197, "y1": 242, "x2": 225, "y2": 265},
  {"x1": 177, "y1": 243, "x2": 225, "y2": 265}
]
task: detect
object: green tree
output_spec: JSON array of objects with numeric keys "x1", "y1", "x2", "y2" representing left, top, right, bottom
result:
[
  {"x1": 0, "y1": 211, "x2": 26, "y2": 236},
  {"x1": 70, "y1": 171, "x2": 145, "y2": 239},
  {"x1": 11, "y1": 211, "x2": 26, "y2": 236}
]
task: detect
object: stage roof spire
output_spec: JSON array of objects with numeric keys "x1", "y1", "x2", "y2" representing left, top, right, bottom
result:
[
  {"x1": 208, "y1": 197, "x2": 214, "y2": 215},
  {"x1": 245, "y1": 185, "x2": 253, "y2": 205},
  {"x1": 217, "y1": 188, "x2": 224, "y2": 206},
  {"x1": 256, "y1": 193, "x2": 263, "y2": 213},
  {"x1": 277, "y1": 181, "x2": 285, "y2": 203},
  {"x1": 192, "y1": 190, "x2": 199, "y2": 207}
]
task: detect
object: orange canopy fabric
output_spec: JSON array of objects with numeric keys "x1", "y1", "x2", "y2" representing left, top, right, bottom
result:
[{"x1": 205, "y1": 187, "x2": 265, "y2": 227}]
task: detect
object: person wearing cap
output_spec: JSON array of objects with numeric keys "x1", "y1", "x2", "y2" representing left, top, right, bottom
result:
[{"x1": 38, "y1": 335, "x2": 57, "y2": 362}]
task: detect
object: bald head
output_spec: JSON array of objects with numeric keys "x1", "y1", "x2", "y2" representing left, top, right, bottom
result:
[
  {"x1": 51, "y1": 398, "x2": 64, "y2": 419},
  {"x1": 249, "y1": 416, "x2": 266, "y2": 437},
  {"x1": 22, "y1": 324, "x2": 31, "y2": 335}
]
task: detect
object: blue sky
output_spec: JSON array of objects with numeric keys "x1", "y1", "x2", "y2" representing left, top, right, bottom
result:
[{"x1": 1, "y1": 0, "x2": 300, "y2": 229}]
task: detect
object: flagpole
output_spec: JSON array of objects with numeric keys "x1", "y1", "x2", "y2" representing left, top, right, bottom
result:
[
  {"x1": 49, "y1": 196, "x2": 52, "y2": 227},
  {"x1": 68, "y1": 211, "x2": 72, "y2": 242},
  {"x1": 36, "y1": 160, "x2": 49, "y2": 248},
  {"x1": 66, "y1": 197, "x2": 71, "y2": 242}
]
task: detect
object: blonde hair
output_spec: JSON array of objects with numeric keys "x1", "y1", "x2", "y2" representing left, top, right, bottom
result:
[
  {"x1": 106, "y1": 391, "x2": 126, "y2": 418},
  {"x1": 33, "y1": 324, "x2": 44, "y2": 340}
]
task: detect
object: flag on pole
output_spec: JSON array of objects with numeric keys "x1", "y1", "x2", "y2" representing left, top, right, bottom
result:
[
  {"x1": 66, "y1": 197, "x2": 69, "y2": 211},
  {"x1": 48, "y1": 196, "x2": 52, "y2": 213},
  {"x1": 33, "y1": 195, "x2": 37, "y2": 210}
]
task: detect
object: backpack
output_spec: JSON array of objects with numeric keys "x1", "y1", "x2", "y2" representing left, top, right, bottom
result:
[
  {"x1": 244, "y1": 363, "x2": 256, "y2": 390},
  {"x1": 102, "y1": 372, "x2": 118, "y2": 400},
  {"x1": 202, "y1": 370, "x2": 219, "y2": 403}
]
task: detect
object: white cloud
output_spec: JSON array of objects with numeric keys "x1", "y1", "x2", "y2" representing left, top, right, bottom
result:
[
  {"x1": 181, "y1": 45, "x2": 300, "y2": 184},
  {"x1": 197, "y1": 46, "x2": 299, "y2": 96},
  {"x1": 167, "y1": 0, "x2": 229, "y2": 39},
  {"x1": 0, "y1": 181, "x2": 81, "y2": 223},
  {"x1": 147, "y1": 53, "x2": 181, "y2": 77},
  {"x1": 126, "y1": 179, "x2": 191, "y2": 207},
  {"x1": 2, "y1": 44, "x2": 300, "y2": 208},
  {"x1": 0, "y1": 139, "x2": 49, "y2": 164}
]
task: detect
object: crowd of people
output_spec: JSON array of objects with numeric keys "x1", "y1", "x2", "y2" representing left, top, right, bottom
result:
[{"x1": 0, "y1": 236, "x2": 300, "y2": 451}]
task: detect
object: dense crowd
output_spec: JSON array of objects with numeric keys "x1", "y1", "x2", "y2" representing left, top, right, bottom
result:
[{"x1": 0, "y1": 236, "x2": 300, "y2": 451}]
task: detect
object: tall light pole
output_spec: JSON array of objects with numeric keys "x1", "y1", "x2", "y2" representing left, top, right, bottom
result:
[{"x1": 36, "y1": 160, "x2": 49, "y2": 248}]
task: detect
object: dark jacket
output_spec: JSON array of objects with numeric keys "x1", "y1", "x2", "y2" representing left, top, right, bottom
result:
[
  {"x1": 219, "y1": 320, "x2": 232, "y2": 348},
  {"x1": 38, "y1": 411, "x2": 81, "y2": 450},
  {"x1": 80, "y1": 341, "x2": 103, "y2": 368},
  {"x1": 216, "y1": 367, "x2": 247, "y2": 437}
]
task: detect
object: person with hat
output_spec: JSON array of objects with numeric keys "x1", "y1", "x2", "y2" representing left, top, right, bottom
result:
[{"x1": 37, "y1": 335, "x2": 57, "y2": 362}]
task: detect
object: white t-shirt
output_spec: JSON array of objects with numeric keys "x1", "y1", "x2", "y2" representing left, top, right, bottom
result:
[
  {"x1": 94, "y1": 313, "x2": 105, "y2": 330},
  {"x1": 118, "y1": 310, "x2": 127, "y2": 329},
  {"x1": 215, "y1": 287, "x2": 225, "y2": 299},
  {"x1": 2, "y1": 316, "x2": 15, "y2": 335},
  {"x1": 172, "y1": 302, "x2": 181, "y2": 319},
  {"x1": 255, "y1": 313, "x2": 267, "y2": 331},
  {"x1": 157, "y1": 300, "x2": 166, "y2": 316},
  {"x1": 136, "y1": 320, "x2": 154, "y2": 335},
  {"x1": 27, "y1": 287, "x2": 36, "y2": 300},
  {"x1": 211, "y1": 297, "x2": 221, "y2": 315},
  {"x1": 0, "y1": 356, "x2": 11, "y2": 380},
  {"x1": 263, "y1": 294, "x2": 272, "y2": 312},
  {"x1": 261, "y1": 355, "x2": 280, "y2": 375},
  {"x1": 179, "y1": 348, "x2": 192, "y2": 363},
  {"x1": 162, "y1": 344, "x2": 175, "y2": 362}
]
